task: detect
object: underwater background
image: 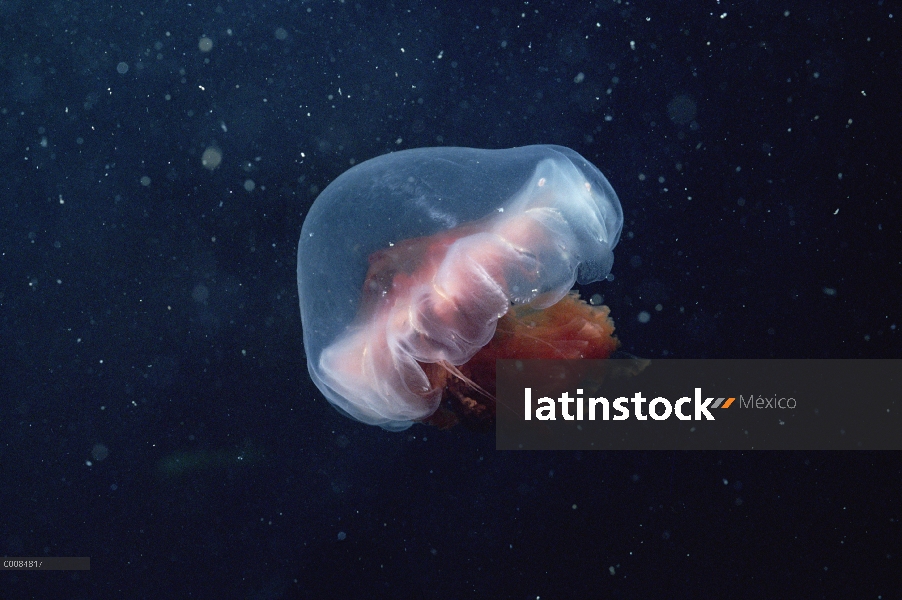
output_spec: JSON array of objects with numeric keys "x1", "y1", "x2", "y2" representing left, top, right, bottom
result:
[{"x1": 1, "y1": 0, "x2": 900, "y2": 597}]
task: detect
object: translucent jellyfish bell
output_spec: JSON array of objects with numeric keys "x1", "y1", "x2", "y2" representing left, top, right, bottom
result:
[{"x1": 297, "y1": 145, "x2": 624, "y2": 430}]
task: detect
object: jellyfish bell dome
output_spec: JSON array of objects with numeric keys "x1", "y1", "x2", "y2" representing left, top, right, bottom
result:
[{"x1": 297, "y1": 145, "x2": 623, "y2": 430}]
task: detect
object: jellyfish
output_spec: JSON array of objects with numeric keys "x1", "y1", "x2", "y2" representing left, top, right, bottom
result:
[{"x1": 297, "y1": 145, "x2": 624, "y2": 431}]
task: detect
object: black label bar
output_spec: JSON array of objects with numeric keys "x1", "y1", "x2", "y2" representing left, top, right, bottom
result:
[{"x1": 1, "y1": 557, "x2": 90, "y2": 571}]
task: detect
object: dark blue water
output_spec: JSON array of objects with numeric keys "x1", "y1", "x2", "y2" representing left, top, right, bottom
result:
[{"x1": 1, "y1": 1, "x2": 899, "y2": 597}]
